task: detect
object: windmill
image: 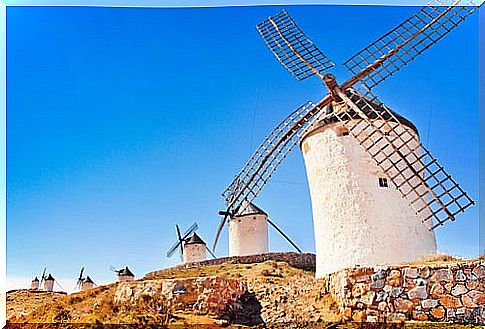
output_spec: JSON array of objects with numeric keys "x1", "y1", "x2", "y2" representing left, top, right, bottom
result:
[
  {"x1": 222, "y1": 201, "x2": 302, "y2": 257},
  {"x1": 166, "y1": 222, "x2": 216, "y2": 263},
  {"x1": 75, "y1": 267, "x2": 85, "y2": 290},
  {"x1": 111, "y1": 266, "x2": 135, "y2": 282},
  {"x1": 213, "y1": 1, "x2": 478, "y2": 277}
]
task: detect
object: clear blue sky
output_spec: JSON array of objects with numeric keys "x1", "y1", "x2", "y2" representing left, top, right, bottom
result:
[{"x1": 6, "y1": 4, "x2": 481, "y2": 290}]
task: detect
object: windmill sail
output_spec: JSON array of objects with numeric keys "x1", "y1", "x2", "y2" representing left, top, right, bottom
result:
[
  {"x1": 334, "y1": 89, "x2": 474, "y2": 228},
  {"x1": 214, "y1": 98, "x2": 334, "y2": 249},
  {"x1": 216, "y1": 1, "x2": 478, "y2": 249},
  {"x1": 256, "y1": 10, "x2": 335, "y2": 81},
  {"x1": 166, "y1": 223, "x2": 200, "y2": 259},
  {"x1": 343, "y1": 1, "x2": 478, "y2": 91}
]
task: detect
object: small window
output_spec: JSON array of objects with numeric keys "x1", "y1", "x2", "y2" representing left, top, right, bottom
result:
[
  {"x1": 378, "y1": 177, "x2": 389, "y2": 188},
  {"x1": 342, "y1": 131, "x2": 349, "y2": 136}
]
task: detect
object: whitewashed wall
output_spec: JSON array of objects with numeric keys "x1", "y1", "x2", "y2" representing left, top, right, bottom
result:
[
  {"x1": 183, "y1": 243, "x2": 207, "y2": 263},
  {"x1": 30, "y1": 280, "x2": 39, "y2": 290},
  {"x1": 44, "y1": 280, "x2": 54, "y2": 292},
  {"x1": 118, "y1": 275, "x2": 134, "y2": 282},
  {"x1": 228, "y1": 214, "x2": 268, "y2": 256},
  {"x1": 301, "y1": 120, "x2": 436, "y2": 278},
  {"x1": 81, "y1": 281, "x2": 94, "y2": 291}
]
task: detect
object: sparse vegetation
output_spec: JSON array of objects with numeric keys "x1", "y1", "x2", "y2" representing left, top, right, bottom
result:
[
  {"x1": 405, "y1": 253, "x2": 464, "y2": 265},
  {"x1": 6, "y1": 258, "x2": 484, "y2": 328}
]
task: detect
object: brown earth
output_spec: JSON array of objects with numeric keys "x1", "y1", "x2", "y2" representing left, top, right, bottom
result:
[{"x1": 6, "y1": 258, "x2": 484, "y2": 328}]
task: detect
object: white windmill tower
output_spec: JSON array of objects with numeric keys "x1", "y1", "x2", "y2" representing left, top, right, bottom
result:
[
  {"x1": 228, "y1": 201, "x2": 269, "y2": 256},
  {"x1": 81, "y1": 276, "x2": 95, "y2": 291},
  {"x1": 213, "y1": 1, "x2": 477, "y2": 278},
  {"x1": 44, "y1": 274, "x2": 55, "y2": 292},
  {"x1": 166, "y1": 223, "x2": 216, "y2": 263},
  {"x1": 30, "y1": 276, "x2": 40, "y2": 290}
]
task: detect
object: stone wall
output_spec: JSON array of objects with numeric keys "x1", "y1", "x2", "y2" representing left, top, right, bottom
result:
[
  {"x1": 114, "y1": 276, "x2": 247, "y2": 316},
  {"x1": 324, "y1": 260, "x2": 484, "y2": 324},
  {"x1": 145, "y1": 252, "x2": 316, "y2": 279}
]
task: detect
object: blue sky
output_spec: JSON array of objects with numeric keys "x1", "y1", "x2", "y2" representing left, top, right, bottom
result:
[{"x1": 6, "y1": 4, "x2": 481, "y2": 290}]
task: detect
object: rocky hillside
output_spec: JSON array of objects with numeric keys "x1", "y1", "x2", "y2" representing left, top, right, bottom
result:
[
  {"x1": 6, "y1": 255, "x2": 484, "y2": 328},
  {"x1": 6, "y1": 260, "x2": 340, "y2": 327}
]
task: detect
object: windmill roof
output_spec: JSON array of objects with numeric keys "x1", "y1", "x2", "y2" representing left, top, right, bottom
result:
[
  {"x1": 46, "y1": 274, "x2": 55, "y2": 281},
  {"x1": 84, "y1": 276, "x2": 94, "y2": 284},
  {"x1": 319, "y1": 89, "x2": 418, "y2": 134},
  {"x1": 32, "y1": 276, "x2": 39, "y2": 282},
  {"x1": 185, "y1": 232, "x2": 206, "y2": 245},
  {"x1": 119, "y1": 266, "x2": 134, "y2": 277},
  {"x1": 235, "y1": 201, "x2": 268, "y2": 217}
]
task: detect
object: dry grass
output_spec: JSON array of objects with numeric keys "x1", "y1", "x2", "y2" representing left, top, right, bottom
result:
[{"x1": 401, "y1": 253, "x2": 466, "y2": 266}]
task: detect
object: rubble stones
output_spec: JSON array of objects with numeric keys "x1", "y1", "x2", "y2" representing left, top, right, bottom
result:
[
  {"x1": 324, "y1": 259, "x2": 484, "y2": 325},
  {"x1": 451, "y1": 284, "x2": 467, "y2": 296},
  {"x1": 430, "y1": 306, "x2": 446, "y2": 319},
  {"x1": 456, "y1": 270, "x2": 466, "y2": 281},
  {"x1": 393, "y1": 298, "x2": 414, "y2": 313},
  {"x1": 408, "y1": 286, "x2": 427, "y2": 300},
  {"x1": 114, "y1": 276, "x2": 246, "y2": 316},
  {"x1": 421, "y1": 299, "x2": 438, "y2": 309}
]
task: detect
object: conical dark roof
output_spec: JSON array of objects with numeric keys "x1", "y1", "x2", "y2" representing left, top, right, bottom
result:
[
  {"x1": 32, "y1": 276, "x2": 39, "y2": 282},
  {"x1": 46, "y1": 274, "x2": 55, "y2": 281},
  {"x1": 119, "y1": 266, "x2": 134, "y2": 277},
  {"x1": 84, "y1": 276, "x2": 94, "y2": 284},
  {"x1": 319, "y1": 89, "x2": 418, "y2": 134},
  {"x1": 185, "y1": 232, "x2": 206, "y2": 245},
  {"x1": 235, "y1": 201, "x2": 268, "y2": 217}
]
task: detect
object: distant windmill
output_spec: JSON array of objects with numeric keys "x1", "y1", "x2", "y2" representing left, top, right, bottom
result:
[
  {"x1": 30, "y1": 276, "x2": 40, "y2": 290},
  {"x1": 166, "y1": 223, "x2": 216, "y2": 263},
  {"x1": 74, "y1": 267, "x2": 87, "y2": 291},
  {"x1": 214, "y1": 1, "x2": 478, "y2": 277},
  {"x1": 220, "y1": 201, "x2": 302, "y2": 257},
  {"x1": 81, "y1": 276, "x2": 95, "y2": 290},
  {"x1": 111, "y1": 266, "x2": 135, "y2": 282},
  {"x1": 75, "y1": 267, "x2": 95, "y2": 291}
]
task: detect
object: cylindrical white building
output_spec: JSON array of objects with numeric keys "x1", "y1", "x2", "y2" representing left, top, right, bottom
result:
[
  {"x1": 229, "y1": 202, "x2": 269, "y2": 257},
  {"x1": 183, "y1": 233, "x2": 207, "y2": 263},
  {"x1": 44, "y1": 274, "x2": 55, "y2": 292},
  {"x1": 300, "y1": 100, "x2": 437, "y2": 278},
  {"x1": 81, "y1": 276, "x2": 94, "y2": 291},
  {"x1": 31, "y1": 277, "x2": 39, "y2": 290},
  {"x1": 117, "y1": 267, "x2": 135, "y2": 282}
]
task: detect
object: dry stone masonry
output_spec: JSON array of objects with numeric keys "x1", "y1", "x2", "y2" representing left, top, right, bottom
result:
[
  {"x1": 114, "y1": 276, "x2": 247, "y2": 316},
  {"x1": 324, "y1": 260, "x2": 484, "y2": 324}
]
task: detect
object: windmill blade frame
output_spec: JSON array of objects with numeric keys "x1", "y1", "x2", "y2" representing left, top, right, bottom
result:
[
  {"x1": 343, "y1": 1, "x2": 478, "y2": 91},
  {"x1": 182, "y1": 222, "x2": 199, "y2": 240},
  {"x1": 205, "y1": 246, "x2": 217, "y2": 259},
  {"x1": 40, "y1": 267, "x2": 47, "y2": 286},
  {"x1": 215, "y1": 1, "x2": 478, "y2": 249},
  {"x1": 214, "y1": 98, "x2": 335, "y2": 250},
  {"x1": 267, "y1": 218, "x2": 302, "y2": 253},
  {"x1": 166, "y1": 239, "x2": 183, "y2": 258},
  {"x1": 333, "y1": 87, "x2": 474, "y2": 227},
  {"x1": 256, "y1": 9, "x2": 335, "y2": 81}
]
